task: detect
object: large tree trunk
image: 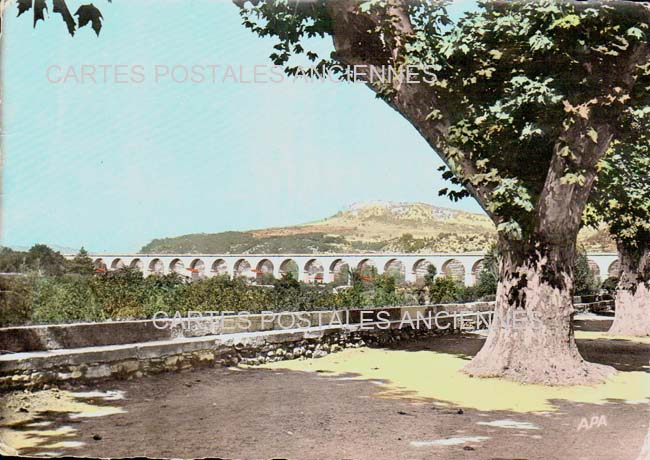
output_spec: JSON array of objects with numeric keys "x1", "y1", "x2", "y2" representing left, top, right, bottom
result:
[
  {"x1": 463, "y1": 234, "x2": 615, "y2": 385},
  {"x1": 609, "y1": 239, "x2": 650, "y2": 336},
  {"x1": 463, "y1": 130, "x2": 616, "y2": 385}
]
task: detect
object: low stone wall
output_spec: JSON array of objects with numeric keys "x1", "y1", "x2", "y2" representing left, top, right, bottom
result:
[
  {"x1": 0, "y1": 300, "x2": 610, "y2": 392},
  {"x1": 575, "y1": 300, "x2": 614, "y2": 313},
  {"x1": 0, "y1": 302, "x2": 495, "y2": 353},
  {"x1": 0, "y1": 322, "x2": 453, "y2": 392},
  {"x1": 0, "y1": 303, "x2": 494, "y2": 391},
  {"x1": 0, "y1": 320, "x2": 172, "y2": 354}
]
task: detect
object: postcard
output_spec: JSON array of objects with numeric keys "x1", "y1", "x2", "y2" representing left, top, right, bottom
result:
[{"x1": 1, "y1": 1, "x2": 648, "y2": 459}]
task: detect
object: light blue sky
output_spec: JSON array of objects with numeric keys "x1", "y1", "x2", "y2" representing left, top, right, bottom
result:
[{"x1": 2, "y1": 0, "x2": 482, "y2": 253}]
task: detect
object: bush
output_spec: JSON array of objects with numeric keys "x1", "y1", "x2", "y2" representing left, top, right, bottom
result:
[
  {"x1": 455, "y1": 284, "x2": 480, "y2": 303},
  {"x1": 31, "y1": 275, "x2": 104, "y2": 324},
  {"x1": 475, "y1": 269, "x2": 498, "y2": 298},
  {"x1": 574, "y1": 250, "x2": 600, "y2": 296},
  {"x1": 601, "y1": 276, "x2": 619, "y2": 295},
  {"x1": 428, "y1": 276, "x2": 460, "y2": 304},
  {"x1": 369, "y1": 273, "x2": 403, "y2": 306},
  {"x1": 1, "y1": 260, "x2": 501, "y2": 326},
  {"x1": 0, "y1": 275, "x2": 34, "y2": 326}
]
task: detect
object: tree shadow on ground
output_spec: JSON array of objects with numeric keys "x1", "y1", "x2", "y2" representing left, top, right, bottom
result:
[
  {"x1": 576, "y1": 338, "x2": 650, "y2": 372},
  {"x1": 387, "y1": 332, "x2": 650, "y2": 372},
  {"x1": 385, "y1": 333, "x2": 484, "y2": 360},
  {"x1": 0, "y1": 390, "x2": 125, "y2": 456},
  {"x1": 385, "y1": 317, "x2": 650, "y2": 372}
]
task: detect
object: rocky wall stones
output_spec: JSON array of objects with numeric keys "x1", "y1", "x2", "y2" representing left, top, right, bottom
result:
[{"x1": 0, "y1": 323, "x2": 452, "y2": 392}]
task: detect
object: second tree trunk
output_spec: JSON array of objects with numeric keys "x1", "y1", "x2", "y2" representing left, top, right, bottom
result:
[{"x1": 609, "y1": 239, "x2": 650, "y2": 336}]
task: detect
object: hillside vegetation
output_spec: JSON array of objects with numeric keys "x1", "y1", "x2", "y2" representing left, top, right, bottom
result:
[{"x1": 140, "y1": 201, "x2": 614, "y2": 254}]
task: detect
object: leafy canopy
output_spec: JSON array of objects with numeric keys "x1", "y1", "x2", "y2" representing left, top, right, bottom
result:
[
  {"x1": 238, "y1": 0, "x2": 650, "y2": 242},
  {"x1": 431, "y1": 1, "x2": 650, "y2": 238},
  {"x1": 585, "y1": 138, "x2": 650, "y2": 248}
]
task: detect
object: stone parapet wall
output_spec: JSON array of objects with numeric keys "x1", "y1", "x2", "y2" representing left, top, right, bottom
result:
[
  {"x1": 574, "y1": 300, "x2": 614, "y2": 313},
  {"x1": 0, "y1": 302, "x2": 495, "y2": 353},
  {"x1": 0, "y1": 301, "x2": 610, "y2": 392},
  {"x1": 0, "y1": 323, "x2": 451, "y2": 392}
]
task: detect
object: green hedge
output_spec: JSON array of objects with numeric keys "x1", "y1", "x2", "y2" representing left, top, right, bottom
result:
[
  {"x1": 0, "y1": 270, "x2": 418, "y2": 326},
  {"x1": 0, "y1": 272, "x2": 491, "y2": 327}
]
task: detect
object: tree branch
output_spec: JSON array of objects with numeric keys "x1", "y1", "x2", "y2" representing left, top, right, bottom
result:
[{"x1": 324, "y1": 0, "x2": 499, "y2": 222}]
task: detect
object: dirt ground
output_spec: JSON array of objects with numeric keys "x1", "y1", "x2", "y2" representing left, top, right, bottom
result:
[{"x1": 1, "y1": 318, "x2": 650, "y2": 460}]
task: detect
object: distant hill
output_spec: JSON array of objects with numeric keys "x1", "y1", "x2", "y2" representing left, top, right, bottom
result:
[{"x1": 140, "y1": 201, "x2": 615, "y2": 254}]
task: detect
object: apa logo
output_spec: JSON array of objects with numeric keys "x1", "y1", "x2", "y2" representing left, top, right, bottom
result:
[{"x1": 577, "y1": 415, "x2": 608, "y2": 431}]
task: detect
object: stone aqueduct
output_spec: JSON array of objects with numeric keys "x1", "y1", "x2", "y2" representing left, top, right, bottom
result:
[{"x1": 79, "y1": 253, "x2": 620, "y2": 286}]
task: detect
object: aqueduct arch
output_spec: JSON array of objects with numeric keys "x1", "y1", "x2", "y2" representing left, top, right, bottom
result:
[
  {"x1": 149, "y1": 258, "x2": 164, "y2": 275},
  {"x1": 111, "y1": 258, "x2": 126, "y2": 270},
  {"x1": 129, "y1": 258, "x2": 143, "y2": 271},
  {"x1": 256, "y1": 259, "x2": 275, "y2": 283},
  {"x1": 471, "y1": 259, "x2": 485, "y2": 284},
  {"x1": 190, "y1": 259, "x2": 205, "y2": 277},
  {"x1": 442, "y1": 258, "x2": 465, "y2": 283},
  {"x1": 93, "y1": 258, "x2": 107, "y2": 273},
  {"x1": 211, "y1": 259, "x2": 228, "y2": 276},
  {"x1": 234, "y1": 259, "x2": 252, "y2": 279},
  {"x1": 384, "y1": 259, "x2": 405, "y2": 282},
  {"x1": 412, "y1": 259, "x2": 434, "y2": 283},
  {"x1": 329, "y1": 259, "x2": 350, "y2": 285},
  {"x1": 304, "y1": 259, "x2": 324, "y2": 284},
  {"x1": 279, "y1": 259, "x2": 299, "y2": 280},
  {"x1": 169, "y1": 258, "x2": 185, "y2": 274},
  {"x1": 608, "y1": 260, "x2": 621, "y2": 278},
  {"x1": 357, "y1": 259, "x2": 376, "y2": 280}
]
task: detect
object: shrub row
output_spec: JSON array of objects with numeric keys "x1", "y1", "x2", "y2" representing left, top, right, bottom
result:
[{"x1": 0, "y1": 268, "x2": 498, "y2": 326}]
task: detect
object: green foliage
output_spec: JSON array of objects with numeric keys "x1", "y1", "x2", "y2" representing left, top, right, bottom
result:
[
  {"x1": 140, "y1": 231, "x2": 347, "y2": 254},
  {"x1": 14, "y1": 0, "x2": 107, "y2": 36},
  {"x1": 274, "y1": 272, "x2": 300, "y2": 290},
  {"x1": 238, "y1": 0, "x2": 650, "y2": 249},
  {"x1": 427, "y1": 276, "x2": 459, "y2": 304},
  {"x1": 370, "y1": 273, "x2": 401, "y2": 306},
  {"x1": 483, "y1": 243, "x2": 499, "y2": 274},
  {"x1": 1, "y1": 258, "x2": 507, "y2": 326},
  {"x1": 31, "y1": 275, "x2": 104, "y2": 324},
  {"x1": 66, "y1": 247, "x2": 94, "y2": 275},
  {"x1": 475, "y1": 243, "x2": 498, "y2": 298},
  {"x1": 0, "y1": 275, "x2": 33, "y2": 326},
  {"x1": 25, "y1": 244, "x2": 68, "y2": 276},
  {"x1": 0, "y1": 247, "x2": 28, "y2": 273},
  {"x1": 1, "y1": 269, "x2": 413, "y2": 326},
  {"x1": 424, "y1": 263, "x2": 437, "y2": 285},
  {"x1": 396, "y1": 233, "x2": 426, "y2": 252},
  {"x1": 601, "y1": 276, "x2": 619, "y2": 295},
  {"x1": 0, "y1": 245, "x2": 92, "y2": 276},
  {"x1": 93, "y1": 267, "x2": 149, "y2": 318},
  {"x1": 432, "y1": 1, "x2": 650, "y2": 237},
  {"x1": 237, "y1": 0, "x2": 337, "y2": 74},
  {"x1": 585, "y1": 137, "x2": 650, "y2": 251},
  {"x1": 573, "y1": 250, "x2": 600, "y2": 296},
  {"x1": 475, "y1": 269, "x2": 498, "y2": 298},
  {"x1": 454, "y1": 284, "x2": 483, "y2": 303},
  {"x1": 257, "y1": 272, "x2": 276, "y2": 285}
]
